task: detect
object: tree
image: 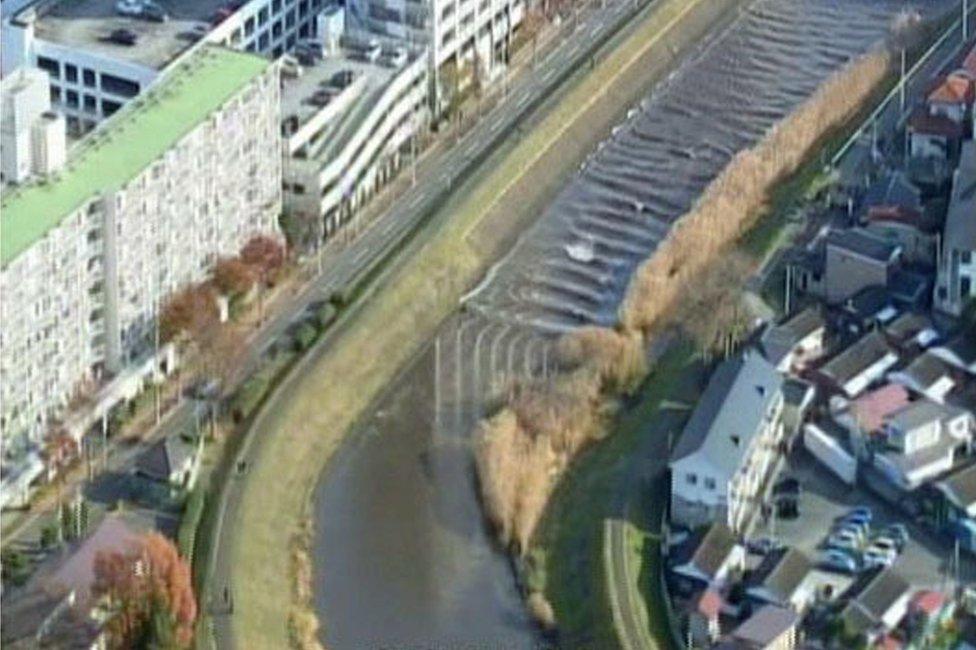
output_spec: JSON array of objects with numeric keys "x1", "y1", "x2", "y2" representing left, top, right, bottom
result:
[
  {"x1": 159, "y1": 285, "x2": 219, "y2": 344},
  {"x1": 212, "y1": 257, "x2": 255, "y2": 299},
  {"x1": 93, "y1": 533, "x2": 197, "y2": 649},
  {"x1": 240, "y1": 235, "x2": 285, "y2": 287}
]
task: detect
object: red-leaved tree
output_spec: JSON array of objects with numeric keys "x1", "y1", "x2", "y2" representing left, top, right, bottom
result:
[
  {"x1": 240, "y1": 235, "x2": 284, "y2": 286},
  {"x1": 212, "y1": 257, "x2": 256, "y2": 298},
  {"x1": 93, "y1": 533, "x2": 197, "y2": 649}
]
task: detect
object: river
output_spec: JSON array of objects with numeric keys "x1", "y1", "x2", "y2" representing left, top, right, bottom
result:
[{"x1": 313, "y1": 0, "x2": 952, "y2": 646}]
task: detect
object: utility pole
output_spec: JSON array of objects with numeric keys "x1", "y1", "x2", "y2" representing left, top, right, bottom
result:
[
  {"x1": 965, "y1": 0, "x2": 970, "y2": 41},
  {"x1": 899, "y1": 48, "x2": 906, "y2": 115},
  {"x1": 154, "y1": 291, "x2": 161, "y2": 425}
]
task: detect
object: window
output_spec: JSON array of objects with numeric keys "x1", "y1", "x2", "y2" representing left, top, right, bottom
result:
[
  {"x1": 962, "y1": 277, "x2": 972, "y2": 298},
  {"x1": 258, "y1": 6, "x2": 269, "y2": 25},
  {"x1": 245, "y1": 16, "x2": 256, "y2": 35},
  {"x1": 962, "y1": 251, "x2": 972, "y2": 264},
  {"x1": 83, "y1": 94, "x2": 97, "y2": 113},
  {"x1": 272, "y1": 0, "x2": 282, "y2": 12},
  {"x1": 50, "y1": 85, "x2": 62, "y2": 104},
  {"x1": 101, "y1": 73, "x2": 140, "y2": 97},
  {"x1": 686, "y1": 473, "x2": 697, "y2": 486},
  {"x1": 65, "y1": 64, "x2": 78, "y2": 83},
  {"x1": 441, "y1": 27, "x2": 455, "y2": 47},
  {"x1": 102, "y1": 100, "x2": 122, "y2": 116},
  {"x1": 272, "y1": 20, "x2": 283, "y2": 38},
  {"x1": 298, "y1": 0, "x2": 308, "y2": 17},
  {"x1": 258, "y1": 31, "x2": 270, "y2": 49},
  {"x1": 37, "y1": 56, "x2": 60, "y2": 79},
  {"x1": 704, "y1": 478, "x2": 716, "y2": 490},
  {"x1": 66, "y1": 90, "x2": 80, "y2": 108},
  {"x1": 83, "y1": 69, "x2": 96, "y2": 87}
]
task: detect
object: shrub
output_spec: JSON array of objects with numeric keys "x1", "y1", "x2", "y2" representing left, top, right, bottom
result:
[
  {"x1": 313, "y1": 304, "x2": 338, "y2": 330},
  {"x1": 292, "y1": 323, "x2": 318, "y2": 352},
  {"x1": 230, "y1": 371, "x2": 272, "y2": 423},
  {"x1": 177, "y1": 487, "x2": 206, "y2": 563}
]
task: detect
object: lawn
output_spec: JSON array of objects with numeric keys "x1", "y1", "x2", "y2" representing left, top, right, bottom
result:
[{"x1": 533, "y1": 343, "x2": 702, "y2": 647}]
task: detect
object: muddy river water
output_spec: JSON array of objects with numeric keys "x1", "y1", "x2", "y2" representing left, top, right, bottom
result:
[{"x1": 313, "y1": 0, "x2": 951, "y2": 646}]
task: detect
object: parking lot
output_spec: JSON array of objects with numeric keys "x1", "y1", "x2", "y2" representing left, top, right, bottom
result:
[{"x1": 754, "y1": 449, "x2": 976, "y2": 588}]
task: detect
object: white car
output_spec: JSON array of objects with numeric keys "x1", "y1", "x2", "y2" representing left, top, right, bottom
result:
[
  {"x1": 863, "y1": 546, "x2": 896, "y2": 569},
  {"x1": 115, "y1": 0, "x2": 143, "y2": 16},
  {"x1": 869, "y1": 537, "x2": 899, "y2": 559}
]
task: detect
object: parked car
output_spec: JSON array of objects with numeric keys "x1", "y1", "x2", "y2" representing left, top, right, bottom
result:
[
  {"x1": 106, "y1": 28, "x2": 138, "y2": 45},
  {"x1": 142, "y1": 3, "x2": 169, "y2": 22},
  {"x1": 868, "y1": 537, "x2": 899, "y2": 560},
  {"x1": 115, "y1": 0, "x2": 142, "y2": 16},
  {"x1": 825, "y1": 530, "x2": 861, "y2": 552},
  {"x1": 773, "y1": 477, "x2": 801, "y2": 497},
  {"x1": 834, "y1": 520, "x2": 869, "y2": 541},
  {"x1": 819, "y1": 549, "x2": 859, "y2": 574},
  {"x1": 747, "y1": 536, "x2": 785, "y2": 555},
  {"x1": 863, "y1": 546, "x2": 896, "y2": 569},
  {"x1": 880, "y1": 524, "x2": 909, "y2": 550},
  {"x1": 846, "y1": 506, "x2": 873, "y2": 521}
]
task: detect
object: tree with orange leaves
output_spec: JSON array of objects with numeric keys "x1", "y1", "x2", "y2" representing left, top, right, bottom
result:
[
  {"x1": 93, "y1": 532, "x2": 197, "y2": 649},
  {"x1": 212, "y1": 257, "x2": 256, "y2": 299},
  {"x1": 240, "y1": 235, "x2": 285, "y2": 286}
]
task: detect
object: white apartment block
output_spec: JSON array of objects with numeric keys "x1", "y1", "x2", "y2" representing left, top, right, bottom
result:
[
  {"x1": 282, "y1": 41, "x2": 429, "y2": 234},
  {"x1": 670, "y1": 351, "x2": 786, "y2": 535},
  {"x1": 346, "y1": 0, "x2": 524, "y2": 105},
  {"x1": 1, "y1": 0, "x2": 331, "y2": 134},
  {"x1": 1, "y1": 66, "x2": 65, "y2": 184},
  {"x1": 0, "y1": 46, "x2": 281, "y2": 448}
]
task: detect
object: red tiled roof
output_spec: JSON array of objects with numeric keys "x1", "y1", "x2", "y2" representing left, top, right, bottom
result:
[
  {"x1": 852, "y1": 384, "x2": 910, "y2": 432},
  {"x1": 875, "y1": 633, "x2": 903, "y2": 650},
  {"x1": 695, "y1": 588, "x2": 724, "y2": 619},
  {"x1": 928, "y1": 74, "x2": 975, "y2": 104},
  {"x1": 910, "y1": 589, "x2": 946, "y2": 616},
  {"x1": 909, "y1": 110, "x2": 965, "y2": 138}
]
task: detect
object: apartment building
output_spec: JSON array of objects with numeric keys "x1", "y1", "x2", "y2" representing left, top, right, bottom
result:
[
  {"x1": 281, "y1": 40, "x2": 428, "y2": 235},
  {"x1": 346, "y1": 0, "x2": 524, "y2": 106},
  {"x1": 0, "y1": 45, "x2": 281, "y2": 448},
  {"x1": 1, "y1": 0, "x2": 330, "y2": 134},
  {"x1": 670, "y1": 351, "x2": 786, "y2": 535},
  {"x1": 934, "y1": 141, "x2": 976, "y2": 316},
  {"x1": 1, "y1": 66, "x2": 66, "y2": 185}
]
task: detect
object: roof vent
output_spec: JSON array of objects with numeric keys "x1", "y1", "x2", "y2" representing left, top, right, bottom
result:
[
  {"x1": 730, "y1": 435, "x2": 741, "y2": 447},
  {"x1": 757, "y1": 385, "x2": 766, "y2": 397}
]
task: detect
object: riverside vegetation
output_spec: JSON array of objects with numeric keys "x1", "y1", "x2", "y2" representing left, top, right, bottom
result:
[{"x1": 473, "y1": 48, "x2": 892, "y2": 623}]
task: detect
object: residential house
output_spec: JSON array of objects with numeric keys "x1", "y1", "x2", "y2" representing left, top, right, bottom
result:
[
  {"x1": 839, "y1": 568, "x2": 912, "y2": 643},
  {"x1": 817, "y1": 331, "x2": 899, "y2": 398},
  {"x1": 671, "y1": 522, "x2": 746, "y2": 591},
  {"x1": 844, "y1": 384, "x2": 911, "y2": 436},
  {"x1": 720, "y1": 605, "x2": 800, "y2": 650},
  {"x1": 760, "y1": 307, "x2": 827, "y2": 373},
  {"x1": 888, "y1": 351, "x2": 958, "y2": 404},
  {"x1": 873, "y1": 399, "x2": 974, "y2": 491},
  {"x1": 837, "y1": 286, "x2": 899, "y2": 335},
  {"x1": 927, "y1": 72, "x2": 975, "y2": 128},
  {"x1": 931, "y1": 332, "x2": 976, "y2": 376},
  {"x1": 135, "y1": 434, "x2": 202, "y2": 491},
  {"x1": 670, "y1": 352, "x2": 785, "y2": 534},
  {"x1": 861, "y1": 171, "x2": 922, "y2": 217},
  {"x1": 787, "y1": 229, "x2": 902, "y2": 306},
  {"x1": 934, "y1": 462, "x2": 976, "y2": 526},
  {"x1": 908, "y1": 110, "x2": 965, "y2": 161},
  {"x1": 745, "y1": 548, "x2": 815, "y2": 613},
  {"x1": 882, "y1": 312, "x2": 938, "y2": 354},
  {"x1": 863, "y1": 205, "x2": 938, "y2": 267},
  {"x1": 803, "y1": 421, "x2": 858, "y2": 485},
  {"x1": 781, "y1": 378, "x2": 816, "y2": 442},
  {"x1": 934, "y1": 140, "x2": 976, "y2": 316}
]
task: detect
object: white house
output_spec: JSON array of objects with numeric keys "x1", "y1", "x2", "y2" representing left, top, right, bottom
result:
[
  {"x1": 934, "y1": 141, "x2": 976, "y2": 316},
  {"x1": 840, "y1": 569, "x2": 912, "y2": 642},
  {"x1": 670, "y1": 351, "x2": 785, "y2": 534},
  {"x1": 671, "y1": 522, "x2": 745, "y2": 589},
  {"x1": 887, "y1": 351, "x2": 957, "y2": 404}
]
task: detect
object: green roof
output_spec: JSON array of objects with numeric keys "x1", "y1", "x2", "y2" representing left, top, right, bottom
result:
[{"x1": 1, "y1": 45, "x2": 270, "y2": 266}]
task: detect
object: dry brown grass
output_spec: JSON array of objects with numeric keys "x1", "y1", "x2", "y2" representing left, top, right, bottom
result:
[
  {"x1": 527, "y1": 591, "x2": 557, "y2": 629},
  {"x1": 288, "y1": 519, "x2": 325, "y2": 650},
  {"x1": 620, "y1": 50, "x2": 890, "y2": 332},
  {"x1": 472, "y1": 49, "x2": 892, "y2": 572}
]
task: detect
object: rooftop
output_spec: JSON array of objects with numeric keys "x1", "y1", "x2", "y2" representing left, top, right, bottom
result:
[
  {"x1": 759, "y1": 307, "x2": 825, "y2": 366},
  {"x1": 729, "y1": 605, "x2": 799, "y2": 647},
  {"x1": 826, "y1": 228, "x2": 901, "y2": 265},
  {"x1": 671, "y1": 351, "x2": 782, "y2": 477},
  {"x1": 851, "y1": 384, "x2": 910, "y2": 433},
  {"x1": 281, "y1": 45, "x2": 421, "y2": 161},
  {"x1": 937, "y1": 463, "x2": 976, "y2": 512},
  {"x1": 820, "y1": 331, "x2": 896, "y2": 386},
  {"x1": 841, "y1": 568, "x2": 911, "y2": 634},
  {"x1": 745, "y1": 548, "x2": 812, "y2": 606},
  {"x1": 0, "y1": 45, "x2": 269, "y2": 267},
  {"x1": 25, "y1": 0, "x2": 234, "y2": 71},
  {"x1": 674, "y1": 522, "x2": 738, "y2": 580},
  {"x1": 909, "y1": 109, "x2": 965, "y2": 139}
]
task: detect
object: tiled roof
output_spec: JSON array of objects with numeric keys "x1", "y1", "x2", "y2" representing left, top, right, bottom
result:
[
  {"x1": 821, "y1": 331, "x2": 896, "y2": 386},
  {"x1": 928, "y1": 73, "x2": 975, "y2": 104},
  {"x1": 852, "y1": 384, "x2": 910, "y2": 432},
  {"x1": 909, "y1": 109, "x2": 965, "y2": 138}
]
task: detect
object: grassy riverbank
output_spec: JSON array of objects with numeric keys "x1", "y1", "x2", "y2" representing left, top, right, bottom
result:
[{"x1": 224, "y1": 0, "x2": 734, "y2": 645}]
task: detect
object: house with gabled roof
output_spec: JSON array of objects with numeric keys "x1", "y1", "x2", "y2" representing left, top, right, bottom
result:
[
  {"x1": 760, "y1": 307, "x2": 827, "y2": 373},
  {"x1": 839, "y1": 568, "x2": 912, "y2": 643},
  {"x1": 745, "y1": 548, "x2": 815, "y2": 613},
  {"x1": 816, "y1": 331, "x2": 900, "y2": 398},
  {"x1": 888, "y1": 351, "x2": 958, "y2": 404},
  {"x1": 670, "y1": 351, "x2": 785, "y2": 534},
  {"x1": 671, "y1": 522, "x2": 745, "y2": 589}
]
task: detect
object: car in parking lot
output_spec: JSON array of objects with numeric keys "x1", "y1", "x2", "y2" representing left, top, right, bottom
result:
[
  {"x1": 879, "y1": 524, "x2": 909, "y2": 550},
  {"x1": 846, "y1": 506, "x2": 873, "y2": 521},
  {"x1": 834, "y1": 520, "x2": 869, "y2": 541},
  {"x1": 747, "y1": 536, "x2": 785, "y2": 555},
  {"x1": 825, "y1": 529, "x2": 861, "y2": 552},
  {"x1": 863, "y1": 545, "x2": 897, "y2": 569},
  {"x1": 819, "y1": 549, "x2": 859, "y2": 574}
]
